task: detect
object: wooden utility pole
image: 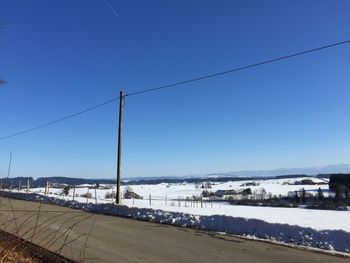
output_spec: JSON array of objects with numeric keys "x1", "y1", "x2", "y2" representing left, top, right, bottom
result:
[
  {"x1": 7, "y1": 152, "x2": 13, "y2": 191},
  {"x1": 7, "y1": 152, "x2": 12, "y2": 178},
  {"x1": 116, "y1": 91, "x2": 124, "y2": 204}
]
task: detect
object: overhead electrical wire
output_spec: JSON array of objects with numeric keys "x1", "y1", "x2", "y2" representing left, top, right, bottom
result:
[
  {"x1": 125, "y1": 39, "x2": 350, "y2": 97},
  {"x1": 1, "y1": 39, "x2": 350, "y2": 141},
  {"x1": 0, "y1": 97, "x2": 120, "y2": 140}
]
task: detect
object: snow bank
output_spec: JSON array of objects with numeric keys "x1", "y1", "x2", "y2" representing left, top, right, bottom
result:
[{"x1": 2, "y1": 191, "x2": 350, "y2": 254}]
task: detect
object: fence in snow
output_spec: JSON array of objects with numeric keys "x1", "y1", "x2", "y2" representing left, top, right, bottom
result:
[{"x1": 5, "y1": 183, "x2": 222, "y2": 209}]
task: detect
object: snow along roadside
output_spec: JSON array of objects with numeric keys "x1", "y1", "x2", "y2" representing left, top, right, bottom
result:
[{"x1": 1, "y1": 191, "x2": 349, "y2": 254}]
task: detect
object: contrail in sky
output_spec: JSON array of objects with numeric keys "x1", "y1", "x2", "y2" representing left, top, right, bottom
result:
[{"x1": 103, "y1": 0, "x2": 120, "y2": 17}]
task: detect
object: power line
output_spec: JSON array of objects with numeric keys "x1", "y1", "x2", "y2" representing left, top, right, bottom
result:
[
  {"x1": 1, "y1": 39, "x2": 350, "y2": 141},
  {"x1": 0, "y1": 97, "x2": 120, "y2": 140},
  {"x1": 125, "y1": 39, "x2": 350, "y2": 97}
]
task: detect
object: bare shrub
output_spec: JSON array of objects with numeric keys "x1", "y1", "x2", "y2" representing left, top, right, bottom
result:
[
  {"x1": 105, "y1": 192, "x2": 116, "y2": 199},
  {"x1": 80, "y1": 193, "x2": 92, "y2": 199}
]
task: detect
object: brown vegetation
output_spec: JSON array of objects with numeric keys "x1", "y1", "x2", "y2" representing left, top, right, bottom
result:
[{"x1": 0, "y1": 197, "x2": 95, "y2": 262}]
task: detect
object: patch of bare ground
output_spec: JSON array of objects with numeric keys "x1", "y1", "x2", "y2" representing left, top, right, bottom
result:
[{"x1": 0, "y1": 229, "x2": 75, "y2": 262}]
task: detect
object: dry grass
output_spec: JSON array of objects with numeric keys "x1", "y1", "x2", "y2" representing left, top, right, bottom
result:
[
  {"x1": 0, "y1": 230, "x2": 44, "y2": 263},
  {"x1": 0, "y1": 197, "x2": 95, "y2": 263}
]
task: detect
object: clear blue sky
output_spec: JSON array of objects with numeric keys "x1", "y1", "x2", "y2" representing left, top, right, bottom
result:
[{"x1": 1, "y1": 0, "x2": 350, "y2": 179}]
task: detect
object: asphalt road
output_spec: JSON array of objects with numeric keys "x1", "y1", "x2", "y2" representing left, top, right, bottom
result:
[{"x1": 0, "y1": 197, "x2": 347, "y2": 263}]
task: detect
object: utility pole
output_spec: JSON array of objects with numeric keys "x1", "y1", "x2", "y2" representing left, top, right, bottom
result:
[
  {"x1": 116, "y1": 90, "x2": 124, "y2": 204},
  {"x1": 7, "y1": 152, "x2": 12, "y2": 178},
  {"x1": 7, "y1": 152, "x2": 13, "y2": 191}
]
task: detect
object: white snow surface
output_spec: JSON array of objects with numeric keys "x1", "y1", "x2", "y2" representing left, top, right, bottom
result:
[{"x1": 25, "y1": 177, "x2": 348, "y2": 232}]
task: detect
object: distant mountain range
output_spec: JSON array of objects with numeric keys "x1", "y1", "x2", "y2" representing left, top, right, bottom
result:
[
  {"x1": 126, "y1": 163, "x2": 350, "y2": 181},
  {"x1": 202, "y1": 163, "x2": 350, "y2": 178}
]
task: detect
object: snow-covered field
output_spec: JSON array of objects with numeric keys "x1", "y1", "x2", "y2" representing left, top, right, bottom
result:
[
  {"x1": 124, "y1": 177, "x2": 330, "y2": 198},
  {"x1": 21, "y1": 176, "x2": 349, "y2": 233},
  {"x1": 32, "y1": 176, "x2": 330, "y2": 200}
]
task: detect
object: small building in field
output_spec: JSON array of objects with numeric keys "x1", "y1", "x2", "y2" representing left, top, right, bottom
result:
[{"x1": 124, "y1": 190, "x2": 142, "y2": 199}]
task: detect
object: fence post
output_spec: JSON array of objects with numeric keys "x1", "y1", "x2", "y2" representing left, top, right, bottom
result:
[
  {"x1": 165, "y1": 194, "x2": 167, "y2": 206},
  {"x1": 73, "y1": 187, "x2": 76, "y2": 201},
  {"x1": 95, "y1": 187, "x2": 97, "y2": 204},
  {"x1": 26, "y1": 178, "x2": 30, "y2": 193},
  {"x1": 149, "y1": 193, "x2": 151, "y2": 206},
  {"x1": 132, "y1": 192, "x2": 135, "y2": 205},
  {"x1": 86, "y1": 188, "x2": 89, "y2": 203},
  {"x1": 18, "y1": 180, "x2": 21, "y2": 192},
  {"x1": 10, "y1": 180, "x2": 13, "y2": 191}
]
